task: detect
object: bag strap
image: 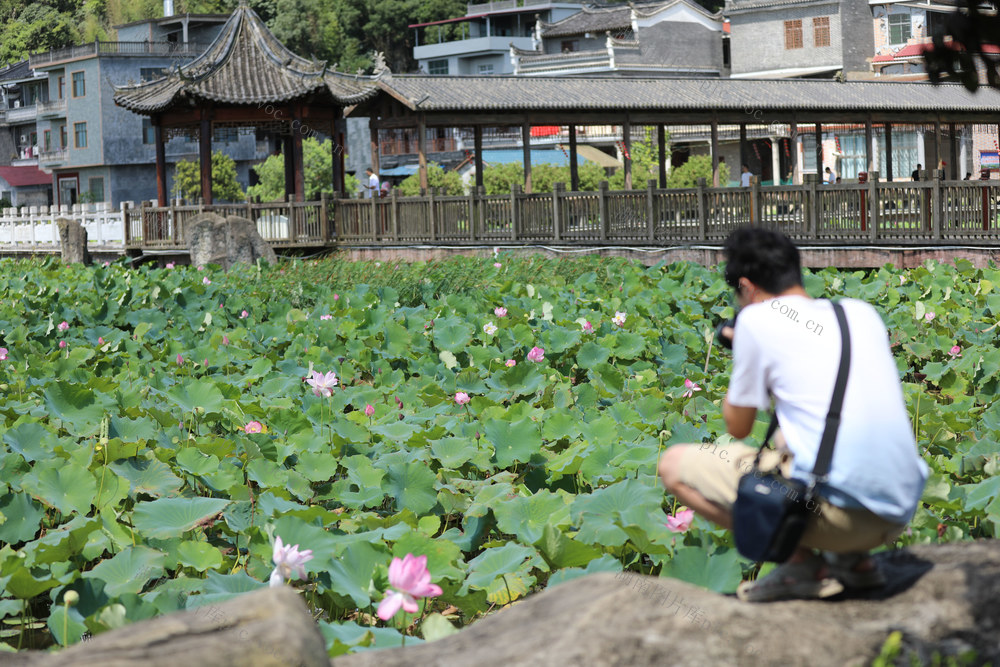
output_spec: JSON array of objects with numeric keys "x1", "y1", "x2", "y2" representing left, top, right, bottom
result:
[{"x1": 810, "y1": 300, "x2": 851, "y2": 481}]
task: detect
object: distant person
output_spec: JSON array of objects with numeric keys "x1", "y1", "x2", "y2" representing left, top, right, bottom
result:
[
  {"x1": 364, "y1": 168, "x2": 380, "y2": 199},
  {"x1": 380, "y1": 181, "x2": 390, "y2": 198},
  {"x1": 741, "y1": 164, "x2": 753, "y2": 188},
  {"x1": 911, "y1": 164, "x2": 922, "y2": 181},
  {"x1": 824, "y1": 167, "x2": 836, "y2": 185},
  {"x1": 835, "y1": 177, "x2": 842, "y2": 184},
  {"x1": 965, "y1": 172, "x2": 973, "y2": 180}
]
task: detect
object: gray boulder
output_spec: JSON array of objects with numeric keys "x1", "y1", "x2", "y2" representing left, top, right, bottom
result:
[
  {"x1": 56, "y1": 218, "x2": 89, "y2": 265},
  {"x1": 333, "y1": 542, "x2": 1000, "y2": 667},
  {"x1": 187, "y1": 212, "x2": 277, "y2": 269}
]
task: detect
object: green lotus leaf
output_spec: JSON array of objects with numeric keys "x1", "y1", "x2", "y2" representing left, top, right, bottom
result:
[
  {"x1": 82, "y1": 546, "x2": 166, "y2": 598},
  {"x1": 0, "y1": 492, "x2": 45, "y2": 544},
  {"x1": 108, "y1": 457, "x2": 184, "y2": 498},
  {"x1": 21, "y1": 461, "x2": 97, "y2": 516},
  {"x1": 132, "y1": 497, "x2": 230, "y2": 539}
]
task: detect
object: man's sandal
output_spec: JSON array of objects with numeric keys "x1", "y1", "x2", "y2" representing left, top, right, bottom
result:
[
  {"x1": 824, "y1": 552, "x2": 886, "y2": 589},
  {"x1": 736, "y1": 555, "x2": 845, "y2": 602}
]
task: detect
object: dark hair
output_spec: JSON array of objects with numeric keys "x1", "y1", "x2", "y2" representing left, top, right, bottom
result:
[{"x1": 723, "y1": 227, "x2": 802, "y2": 293}]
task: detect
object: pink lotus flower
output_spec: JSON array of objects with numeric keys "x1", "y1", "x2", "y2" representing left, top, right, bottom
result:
[
  {"x1": 681, "y1": 378, "x2": 701, "y2": 398},
  {"x1": 665, "y1": 508, "x2": 695, "y2": 533},
  {"x1": 494, "y1": 307, "x2": 507, "y2": 318},
  {"x1": 505, "y1": 359, "x2": 516, "y2": 367},
  {"x1": 612, "y1": 311, "x2": 627, "y2": 327},
  {"x1": 333, "y1": 294, "x2": 340, "y2": 301},
  {"x1": 483, "y1": 322, "x2": 498, "y2": 336},
  {"x1": 376, "y1": 554, "x2": 443, "y2": 620},
  {"x1": 176, "y1": 354, "x2": 184, "y2": 365},
  {"x1": 949, "y1": 345, "x2": 962, "y2": 358},
  {"x1": 165, "y1": 262, "x2": 175, "y2": 269},
  {"x1": 57, "y1": 321, "x2": 69, "y2": 332},
  {"x1": 455, "y1": 392, "x2": 470, "y2": 405},
  {"x1": 222, "y1": 335, "x2": 229, "y2": 346},
  {"x1": 103, "y1": 261, "x2": 110, "y2": 267},
  {"x1": 494, "y1": 262, "x2": 502, "y2": 268},
  {"x1": 244, "y1": 421, "x2": 264, "y2": 434},
  {"x1": 0, "y1": 347, "x2": 8, "y2": 360},
  {"x1": 58, "y1": 340, "x2": 67, "y2": 349},
  {"x1": 320, "y1": 314, "x2": 333, "y2": 320},
  {"x1": 306, "y1": 370, "x2": 338, "y2": 397},
  {"x1": 240, "y1": 310, "x2": 249, "y2": 319},
  {"x1": 97, "y1": 337, "x2": 104, "y2": 345},
  {"x1": 582, "y1": 320, "x2": 593, "y2": 333},
  {"x1": 364, "y1": 404, "x2": 375, "y2": 417},
  {"x1": 925, "y1": 312, "x2": 935, "y2": 322},
  {"x1": 527, "y1": 346, "x2": 545, "y2": 362},
  {"x1": 269, "y1": 536, "x2": 313, "y2": 588}
]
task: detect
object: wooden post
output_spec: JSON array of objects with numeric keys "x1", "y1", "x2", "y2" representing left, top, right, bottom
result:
[
  {"x1": 474, "y1": 125, "x2": 484, "y2": 190},
  {"x1": 552, "y1": 182, "x2": 563, "y2": 241},
  {"x1": 934, "y1": 118, "x2": 943, "y2": 174},
  {"x1": 368, "y1": 117, "x2": 380, "y2": 178},
  {"x1": 510, "y1": 183, "x2": 520, "y2": 241},
  {"x1": 282, "y1": 134, "x2": 294, "y2": 201},
  {"x1": 569, "y1": 125, "x2": 579, "y2": 191},
  {"x1": 331, "y1": 119, "x2": 342, "y2": 195},
  {"x1": 750, "y1": 178, "x2": 760, "y2": 224},
  {"x1": 646, "y1": 178, "x2": 656, "y2": 242},
  {"x1": 623, "y1": 115, "x2": 632, "y2": 190},
  {"x1": 657, "y1": 125, "x2": 667, "y2": 188},
  {"x1": 739, "y1": 123, "x2": 748, "y2": 173},
  {"x1": 885, "y1": 124, "x2": 894, "y2": 181},
  {"x1": 320, "y1": 193, "x2": 329, "y2": 244},
  {"x1": 949, "y1": 122, "x2": 958, "y2": 180},
  {"x1": 932, "y1": 169, "x2": 942, "y2": 239},
  {"x1": 468, "y1": 185, "x2": 477, "y2": 241},
  {"x1": 522, "y1": 121, "x2": 532, "y2": 194},
  {"x1": 428, "y1": 186, "x2": 436, "y2": 241},
  {"x1": 199, "y1": 110, "x2": 212, "y2": 205},
  {"x1": 814, "y1": 123, "x2": 822, "y2": 180},
  {"x1": 865, "y1": 115, "x2": 873, "y2": 173},
  {"x1": 869, "y1": 171, "x2": 879, "y2": 242},
  {"x1": 154, "y1": 119, "x2": 167, "y2": 206},
  {"x1": 807, "y1": 175, "x2": 819, "y2": 239},
  {"x1": 696, "y1": 178, "x2": 707, "y2": 241},
  {"x1": 790, "y1": 116, "x2": 800, "y2": 185},
  {"x1": 711, "y1": 119, "x2": 720, "y2": 187},
  {"x1": 292, "y1": 109, "x2": 305, "y2": 202},
  {"x1": 390, "y1": 188, "x2": 399, "y2": 241},
  {"x1": 598, "y1": 180, "x2": 609, "y2": 241},
  {"x1": 418, "y1": 115, "x2": 428, "y2": 191}
]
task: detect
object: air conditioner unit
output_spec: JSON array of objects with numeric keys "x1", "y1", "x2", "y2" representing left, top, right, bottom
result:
[
  {"x1": 13, "y1": 100, "x2": 19, "y2": 108},
  {"x1": 20, "y1": 135, "x2": 27, "y2": 143}
]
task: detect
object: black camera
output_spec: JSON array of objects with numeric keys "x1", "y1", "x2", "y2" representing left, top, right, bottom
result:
[{"x1": 716, "y1": 312, "x2": 738, "y2": 350}]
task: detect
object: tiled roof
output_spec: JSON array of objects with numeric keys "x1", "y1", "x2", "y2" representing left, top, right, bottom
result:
[
  {"x1": 0, "y1": 60, "x2": 32, "y2": 83},
  {"x1": 376, "y1": 75, "x2": 1000, "y2": 113},
  {"x1": 114, "y1": 4, "x2": 378, "y2": 113},
  {"x1": 725, "y1": 0, "x2": 837, "y2": 16},
  {"x1": 540, "y1": 3, "x2": 632, "y2": 37},
  {"x1": 0, "y1": 165, "x2": 51, "y2": 187}
]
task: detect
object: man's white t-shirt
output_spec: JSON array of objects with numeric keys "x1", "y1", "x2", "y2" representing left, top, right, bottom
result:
[
  {"x1": 367, "y1": 173, "x2": 379, "y2": 198},
  {"x1": 741, "y1": 171, "x2": 751, "y2": 187},
  {"x1": 728, "y1": 296, "x2": 928, "y2": 524}
]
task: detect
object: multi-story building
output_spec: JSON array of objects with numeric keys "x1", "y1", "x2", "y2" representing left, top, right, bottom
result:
[
  {"x1": 410, "y1": 0, "x2": 584, "y2": 76},
  {"x1": 26, "y1": 11, "x2": 270, "y2": 207},
  {"x1": 512, "y1": 0, "x2": 727, "y2": 77},
  {"x1": 0, "y1": 60, "x2": 49, "y2": 167},
  {"x1": 725, "y1": 0, "x2": 873, "y2": 79}
]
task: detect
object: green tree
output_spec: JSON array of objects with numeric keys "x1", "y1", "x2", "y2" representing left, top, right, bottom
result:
[
  {"x1": 481, "y1": 161, "x2": 608, "y2": 195},
  {"x1": 608, "y1": 133, "x2": 669, "y2": 190},
  {"x1": 666, "y1": 155, "x2": 730, "y2": 189},
  {"x1": 247, "y1": 137, "x2": 357, "y2": 201},
  {"x1": 397, "y1": 162, "x2": 464, "y2": 196},
  {"x1": 172, "y1": 150, "x2": 245, "y2": 202}
]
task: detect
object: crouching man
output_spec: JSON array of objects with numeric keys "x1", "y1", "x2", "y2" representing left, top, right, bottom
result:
[{"x1": 658, "y1": 228, "x2": 927, "y2": 601}]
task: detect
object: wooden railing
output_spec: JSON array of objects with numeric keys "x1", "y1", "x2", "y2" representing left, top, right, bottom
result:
[{"x1": 123, "y1": 172, "x2": 1000, "y2": 250}]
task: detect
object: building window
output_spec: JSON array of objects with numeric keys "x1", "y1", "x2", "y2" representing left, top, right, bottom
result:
[
  {"x1": 59, "y1": 124, "x2": 67, "y2": 148},
  {"x1": 88, "y1": 177, "x2": 105, "y2": 203},
  {"x1": 802, "y1": 133, "x2": 817, "y2": 172},
  {"x1": 44, "y1": 130, "x2": 51, "y2": 151},
  {"x1": 428, "y1": 59, "x2": 449, "y2": 75},
  {"x1": 784, "y1": 20, "x2": 803, "y2": 49},
  {"x1": 561, "y1": 40, "x2": 579, "y2": 52},
  {"x1": 213, "y1": 127, "x2": 239, "y2": 143},
  {"x1": 140, "y1": 67, "x2": 163, "y2": 82},
  {"x1": 813, "y1": 17, "x2": 830, "y2": 47},
  {"x1": 142, "y1": 118, "x2": 156, "y2": 144},
  {"x1": 478, "y1": 64, "x2": 494, "y2": 75},
  {"x1": 888, "y1": 14, "x2": 911, "y2": 45},
  {"x1": 74, "y1": 122, "x2": 87, "y2": 148},
  {"x1": 58, "y1": 75, "x2": 65, "y2": 100},
  {"x1": 72, "y1": 71, "x2": 85, "y2": 97},
  {"x1": 839, "y1": 134, "x2": 867, "y2": 179},
  {"x1": 878, "y1": 131, "x2": 918, "y2": 177}
]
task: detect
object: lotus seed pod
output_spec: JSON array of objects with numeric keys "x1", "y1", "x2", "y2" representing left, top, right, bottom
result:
[{"x1": 63, "y1": 590, "x2": 79, "y2": 606}]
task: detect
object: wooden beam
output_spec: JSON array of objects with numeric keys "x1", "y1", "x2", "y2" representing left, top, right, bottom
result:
[
  {"x1": 522, "y1": 121, "x2": 532, "y2": 194},
  {"x1": 154, "y1": 118, "x2": 167, "y2": 206},
  {"x1": 569, "y1": 124, "x2": 579, "y2": 191},
  {"x1": 657, "y1": 124, "x2": 666, "y2": 188},
  {"x1": 418, "y1": 114, "x2": 428, "y2": 191},
  {"x1": 474, "y1": 125, "x2": 484, "y2": 190},
  {"x1": 199, "y1": 110, "x2": 212, "y2": 205},
  {"x1": 711, "y1": 118, "x2": 719, "y2": 187},
  {"x1": 623, "y1": 115, "x2": 632, "y2": 190}
]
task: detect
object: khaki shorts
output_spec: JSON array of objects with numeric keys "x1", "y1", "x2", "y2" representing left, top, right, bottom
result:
[{"x1": 675, "y1": 441, "x2": 906, "y2": 553}]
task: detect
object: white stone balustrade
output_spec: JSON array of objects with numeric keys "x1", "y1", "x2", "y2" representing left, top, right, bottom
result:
[{"x1": 0, "y1": 203, "x2": 126, "y2": 250}]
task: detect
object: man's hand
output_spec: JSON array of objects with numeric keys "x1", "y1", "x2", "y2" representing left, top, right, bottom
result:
[{"x1": 722, "y1": 396, "x2": 757, "y2": 439}]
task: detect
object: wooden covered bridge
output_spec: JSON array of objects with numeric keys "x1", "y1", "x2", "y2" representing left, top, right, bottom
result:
[{"x1": 111, "y1": 3, "x2": 1000, "y2": 255}]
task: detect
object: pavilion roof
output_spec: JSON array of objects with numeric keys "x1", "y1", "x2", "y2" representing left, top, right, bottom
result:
[
  {"x1": 372, "y1": 75, "x2": 1000, "y2": 116},
  {"x1": 114, "y1": 2, "x2": 378, "y2": 114}
]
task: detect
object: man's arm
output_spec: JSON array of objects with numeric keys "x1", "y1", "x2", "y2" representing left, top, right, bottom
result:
[{"x1": 723, "y1": 396, "x2": 757, "y2": 439}]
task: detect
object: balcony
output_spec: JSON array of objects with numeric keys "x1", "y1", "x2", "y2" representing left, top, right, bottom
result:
[
  {"x1": 414, "y1": 35, "x2": 535, "y2": 61},
  {"x1": 39, "y1": 147, "x2": 68, "y2": 166},
  {"x1": 466, "y1": 0, "x2": 550, "y2": 12},
  {"x1": 29, "y1": 41, "x2": 212, "y2": 67},
  {"x1": 37, "y1": 99, "x2": 66, "y2": 118},
  {"x1": 5, "y1": 105, "x2": 37, "y2": 124}
]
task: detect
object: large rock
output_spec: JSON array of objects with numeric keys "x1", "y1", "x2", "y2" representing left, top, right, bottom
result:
[
  {"x1": 7, "y1": 586, "x2": 327, "y2": 667},
  {"x1": 56, "y1": 218, "x2": 88, "y2": 265},
  {"x1": 187, "y1": 212, "x2": 277, "y2": 269},
  {"x1": 334, "y1": 542, "x2": 1000, "y2": 667}
]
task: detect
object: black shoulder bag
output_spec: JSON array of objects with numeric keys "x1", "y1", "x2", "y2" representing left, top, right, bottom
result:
[{"x1": 732, "y1": 300, "x2": 851, "y2": 563}]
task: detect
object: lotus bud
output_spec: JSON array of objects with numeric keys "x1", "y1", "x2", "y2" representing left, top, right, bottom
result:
[{"x1": 63, "y1": 590, "x2": 79, "y2": 606}]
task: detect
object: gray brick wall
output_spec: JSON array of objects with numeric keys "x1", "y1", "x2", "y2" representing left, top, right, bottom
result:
[
  {"x1": 840, "y1": 0, "x2": 874, "y2": 74},
  {"x1": 729, "y1": 1, "x2": 842, "y2": 75}
]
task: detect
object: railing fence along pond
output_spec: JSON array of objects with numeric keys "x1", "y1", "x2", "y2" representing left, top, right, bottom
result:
[{"x1": 0, "y1": 203, "x2": 125, "y2": 248}]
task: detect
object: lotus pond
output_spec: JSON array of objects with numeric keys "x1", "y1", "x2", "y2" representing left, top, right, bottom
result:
[{"x1": 0, "y1": 254, "x2": 997, "y2": 656}]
